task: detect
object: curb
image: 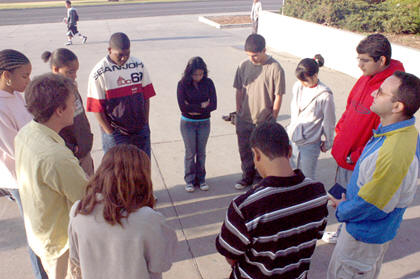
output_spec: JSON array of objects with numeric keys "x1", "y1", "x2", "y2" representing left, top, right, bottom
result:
[
  {"x1": 259, "y1": 11, "x2": 420, "y2": 78},
  {"x1": 198, "y1": 15, "x2": 251, "y2": 29}
]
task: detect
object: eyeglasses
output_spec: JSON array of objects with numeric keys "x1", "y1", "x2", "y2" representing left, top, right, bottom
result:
[{"x1": 373, "y1": 87, "x2": 395, "y2": 98}]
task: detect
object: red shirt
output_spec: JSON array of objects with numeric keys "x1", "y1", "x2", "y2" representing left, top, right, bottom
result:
[{"x1": 331, "y1": 59, "x2": 404, "y2": 170}]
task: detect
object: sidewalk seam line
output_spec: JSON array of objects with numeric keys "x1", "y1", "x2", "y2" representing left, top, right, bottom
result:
[{"x1": 151, "y1": 148, "x2": 205, "y2": 279}]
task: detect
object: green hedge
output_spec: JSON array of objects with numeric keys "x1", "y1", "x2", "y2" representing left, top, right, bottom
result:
[{"x1": 282, "y1": 0, "x2": 420, "y2": 34}]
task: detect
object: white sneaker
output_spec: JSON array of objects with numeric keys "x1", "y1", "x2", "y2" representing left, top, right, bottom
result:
[
  {"x1": 234, "y1": 183, "x2": 247, "y2": 190},
  {"x1": 199, "y1": 183, "x2": 209, "y2": 191},
  {"x1": 82, "y1": 36, "x2": 87, "y2": 44},
  {"x1": 185, "y1": 184, "x2": 195, "y2": 192},
  {"x1": 322, "y1": 231, "x2": 338, "y2": 244},
  {"x1": 234, "y1": 179, "x2": 252, "y2": 190},
  {"x1": 65, "y1": 41, "x2": 72, "y2": 46}
]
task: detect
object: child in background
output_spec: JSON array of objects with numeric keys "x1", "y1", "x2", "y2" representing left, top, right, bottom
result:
[
  {"x1": 42, "y1": 48, "x2": 94, "y2": 176},
  {"x1": 287, "y1": 54, "x2": 336, "y2": 179},
  {"x1": 250, "y1": 0, "x2": 262, "y2": 33},
  {"x1": 0, "y1": 49, "x2": 48, "y2": 279},
  {"x1": 69, "y1": 144, "x2": 177, "y2": 279},
  {"x1": 64, "y1": 0, "x2": 87, "y2": 45}
]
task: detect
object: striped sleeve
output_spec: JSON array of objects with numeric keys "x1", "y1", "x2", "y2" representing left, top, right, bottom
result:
[{"x1": 216, "y1": 200, "x2": 250, "y2": 260}]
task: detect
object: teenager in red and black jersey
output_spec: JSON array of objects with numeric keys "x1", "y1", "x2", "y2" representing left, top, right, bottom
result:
[{"x1": 86, "y1": 32, "x2": 156, "y2": 157}]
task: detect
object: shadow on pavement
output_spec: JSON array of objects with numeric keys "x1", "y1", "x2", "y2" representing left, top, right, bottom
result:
[
  {"x1": 82, "y1": 34, "x2": 230, "y2": 46},
  {"x1": 0, "y1": 215, "x2": 26, "y2": 251}
]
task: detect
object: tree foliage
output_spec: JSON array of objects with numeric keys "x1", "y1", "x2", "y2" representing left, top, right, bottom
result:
[{"x1": 283, "y1": 0, "x2": 420, "y2": 34}]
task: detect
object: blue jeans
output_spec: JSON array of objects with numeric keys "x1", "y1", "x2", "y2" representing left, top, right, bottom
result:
[
  {"x1": 180, "y1": 119, "x2": 210, "y2": 185},
  {"x1": 9, "y1": 189, "x2": 48, "y2": 279},
  {"x1": 102, "y1": 124, "x2": 151, "y2": 158},
  {"x1": 290, "y1": 140, "x2": 321, "y2": 179}
]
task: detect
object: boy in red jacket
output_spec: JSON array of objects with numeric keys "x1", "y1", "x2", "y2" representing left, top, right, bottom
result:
[{"x1": 323, "y1": 34, "x2": 404, "y2": 243}]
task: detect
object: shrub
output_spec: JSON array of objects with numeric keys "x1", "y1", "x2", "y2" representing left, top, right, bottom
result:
[{"x1": 282, "y1": 0, "x2": 420, "y2": 34}]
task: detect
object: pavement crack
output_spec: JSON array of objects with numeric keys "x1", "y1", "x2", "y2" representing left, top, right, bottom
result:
[{"x1": 151, "y1": 148, "x2": 205, "y2": 279}]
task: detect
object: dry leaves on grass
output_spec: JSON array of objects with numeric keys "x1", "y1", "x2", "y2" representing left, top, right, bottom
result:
[{"x1": 206, "y1": 15, "x2": 251, "y2": 25}]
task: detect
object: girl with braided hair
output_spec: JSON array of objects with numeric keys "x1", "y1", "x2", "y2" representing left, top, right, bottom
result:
[
  {"x1": 287, "y1": 54, "x2": 336, "y2": 179},
  {"x1": 0, "y1": 49, "x2": 48, "y2": 278}
]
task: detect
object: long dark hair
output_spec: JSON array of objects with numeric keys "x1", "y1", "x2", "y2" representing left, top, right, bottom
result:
[
  {"x1": 75, "y1": 144, "x2": 154, "y2": 226},
  {"x1": 181, "y1": 56, "x2": 208, "y2": 85}
]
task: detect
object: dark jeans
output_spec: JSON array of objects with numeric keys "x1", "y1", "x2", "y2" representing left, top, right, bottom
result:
[
  {"x1": 235, "y1": 119, "x2": 266, "y2": 183},
  {"x1": 102, "y1": 124, "x2": 151, "y2": 158},
  {"x1": 236, "y1": 120, "x2": 257, "y2": 183},
  {"x1": 9, "y1": 189, "x2": 48, "y2": 279},
  {"x1": 180, "y1": 119, "x2": 210, "y2": 185}
]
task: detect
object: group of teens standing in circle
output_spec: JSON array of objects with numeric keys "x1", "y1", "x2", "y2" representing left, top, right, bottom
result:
[{"x1": 0, "y1": 31, "x2": 334, "y2": 277}]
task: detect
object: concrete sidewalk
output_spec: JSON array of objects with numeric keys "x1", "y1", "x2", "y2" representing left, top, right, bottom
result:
[{"x1": 1, "y1": 14, "x2": 420, "y2": 279}]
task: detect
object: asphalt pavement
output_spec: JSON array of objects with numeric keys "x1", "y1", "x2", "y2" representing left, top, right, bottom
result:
[
  {"x1": 0, "y1": 11, "x2": 420, "y2": 279},
  {"x1": 0, "y1": 0, "x2": 282, "y2": 25}
]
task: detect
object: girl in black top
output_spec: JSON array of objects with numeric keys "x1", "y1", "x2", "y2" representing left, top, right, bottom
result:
[{"x1": 177, "y1": 57, "x2": 217, "y2": 192}]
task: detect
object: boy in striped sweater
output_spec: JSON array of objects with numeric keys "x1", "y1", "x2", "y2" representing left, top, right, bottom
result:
[{"x1": 216, "y1": 122, "x2": 328, "y2": 279}]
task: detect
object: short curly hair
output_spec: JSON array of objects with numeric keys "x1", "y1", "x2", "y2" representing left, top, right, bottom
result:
[{"x1": 25, "y1": 73, "x2": 76, "y2": 123}]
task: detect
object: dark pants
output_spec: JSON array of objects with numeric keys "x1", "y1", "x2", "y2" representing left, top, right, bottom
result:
[
  {"x1": 180, "y1": 119, "x2": 210, "y2": 185},
  {"x1": 252, "y1": 18, "x2": 259, "y2": 34},
  {"x1": 9, "y1": 189, "x2": 48, "y2": 279},
  {"x1": 236, "y1": 119, "x2": 259, "y2": 184},
  {"x1": 102, "y1": 124, "x2": 151, "y2": 158}
]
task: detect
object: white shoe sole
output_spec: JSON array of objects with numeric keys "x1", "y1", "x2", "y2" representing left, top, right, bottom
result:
[
  {"x1": 185, "y1": 185, "x2": 195, "y2": 192},
  {"x1": 322, "y1": 232, "x2": 338, "y2": 244}
]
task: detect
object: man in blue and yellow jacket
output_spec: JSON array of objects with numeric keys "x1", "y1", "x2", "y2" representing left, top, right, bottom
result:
[{"x1": 328, "y1": 71, "x2": 420, "y2": 279}]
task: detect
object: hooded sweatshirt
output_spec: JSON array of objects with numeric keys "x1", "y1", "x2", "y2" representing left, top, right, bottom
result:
[
  {"x1": 0, "y1": 89, "x2": 32, "y2": 189},
  {"x1": 287, "y1": 80, "x2": 335, "y2": 149},
  {"x1": 331, "y1": 59, "x2": 404, "y2": 170}
]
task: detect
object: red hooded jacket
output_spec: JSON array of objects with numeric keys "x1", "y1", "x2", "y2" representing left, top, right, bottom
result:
[{"x1": 331, "y1": 59, "x2": 404, "y2": 170}]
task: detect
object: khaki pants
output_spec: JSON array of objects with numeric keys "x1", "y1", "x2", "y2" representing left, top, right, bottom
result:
[
  {"x1": 79, "y1": 152, "x2": 94, "y2": 177},
  {"x1": 327, "y1": 226, "x2": 390, "y2": 279},
  {"x1": 335, "y1": 166, "x2": 353, "y2": 188},
  {"x1": 41, "y1": 250, "x2": 71, "y2": 279}
]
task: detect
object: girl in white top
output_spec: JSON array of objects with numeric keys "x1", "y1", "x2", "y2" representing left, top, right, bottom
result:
[
  {"x1": 287, "y1": 54, "x2": 336, "y2": 179},
  {"x1": 69, "y1": 144, "x2": 177, "y2": 279},
  {"x1": 0, "y1": 49, "x2": 48, "y2": 278}
]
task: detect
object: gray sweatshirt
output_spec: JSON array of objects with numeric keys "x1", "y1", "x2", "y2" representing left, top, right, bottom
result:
[
  {"x1": 69, "y1": 200, "x2": 177, "y2": 279},
  {"x1": 287, "y1": 80, "x2": 336, "y2": 150}
]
